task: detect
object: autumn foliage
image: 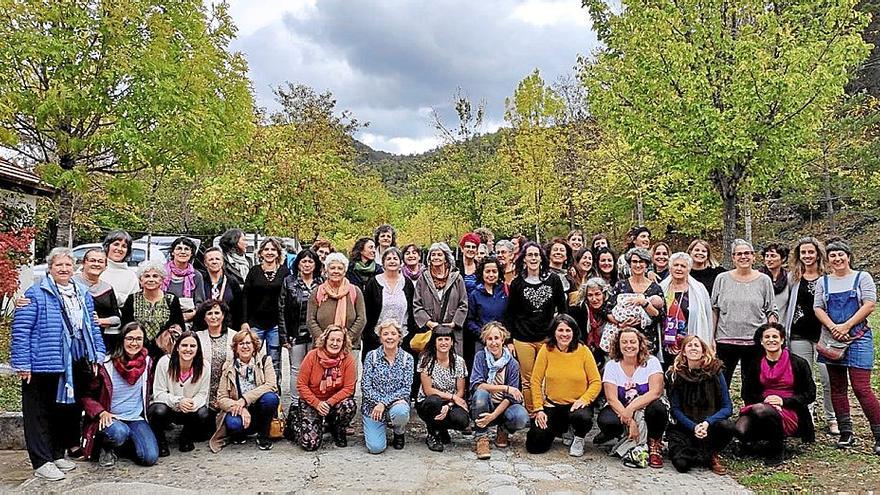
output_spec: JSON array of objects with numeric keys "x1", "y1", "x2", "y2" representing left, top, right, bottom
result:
[{"x1": 0, "y1": 201, "x2": 35, "y2": 303}]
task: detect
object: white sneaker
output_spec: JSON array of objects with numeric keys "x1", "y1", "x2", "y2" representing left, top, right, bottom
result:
[
  {"x1": 562, "y1": 426, "x2": 574, "y2": 446},
  {"x1": 53, "y1": 458, "x2": 77, "y2": 472},
  {"x1": 569, "y1": 436, "x2": 586, "y2": 457},
  {"x1": 34, "y1": 462, "x2": 64, "y2": 481}
]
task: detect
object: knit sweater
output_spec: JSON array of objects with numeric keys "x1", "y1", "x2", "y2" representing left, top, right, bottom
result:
[
  {"x1": 100, "y1": 260, "x2": 140, "y2": 307},
  {"x1": 306, "y1": 285, "x2": 366, "y2": 347},
  {"x1": 296, "y1": 349, "x2": 357, "y2": 408},
  {"x1": 151, "y1": 354, "x2": 209, "y2": 411},
  {"x1": 530, "y1": 344, "x2": 601, "y2": 409},
  {"x1": 505, "y1": 274, "x2": 567, "y2": 342}
]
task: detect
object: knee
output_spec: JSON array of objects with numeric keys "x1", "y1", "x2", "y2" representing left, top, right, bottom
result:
[
  {"x1": 672, "y1": 456, "x2": 691, "y2": 473},
  {"x1": 390, "y1": 405, "x2": 410, "y2": 427},
  {"x1": 471, "y1": 390, "x2": 491, "y2": 411},
  {"x1": 225, "y1": 415, "x2": 244, "y2": 433},
  {"x1": 365, "y1": 433, "x2": 387, "y2": 454},
  {"x1": 195, "y1": 406, "x2": 212, "y2": 422},
  {"x1": 137, "y1": 449, "x2": 159, "y2": 467},
  {"x1": 259, "y1": 393, "x2": 280, "y2": 411},
  {"x1": 147, "y1": 403, "x2": 170, "y2": 422},
  {"x1": 507, "y1": 406, "x2": 530, "y2": 432}
]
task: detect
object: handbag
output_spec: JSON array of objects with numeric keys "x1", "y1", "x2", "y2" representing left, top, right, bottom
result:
[
  {"x1": 816, "y1": 272, "x2": 868, "y2": 361},
  {"x1": 268, "y1": 404, "x2": 285, "y2": 440},
  {"x1": 411, "y1": 285, "x2": 454, "y2": 353}
]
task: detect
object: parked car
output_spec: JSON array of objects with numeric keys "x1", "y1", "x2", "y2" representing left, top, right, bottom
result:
[
  {"x1": 32, "y1": 242, "x2": 166, "y2": 282},
  {"x1": 212, "y1": 234, "x2": 300, "y2": 264},
  {"x1": 134, "y1": 235, "x2": 202, "y2": 261}
]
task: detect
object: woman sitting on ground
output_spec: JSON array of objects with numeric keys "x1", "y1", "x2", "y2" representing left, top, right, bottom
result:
[
  {"x1": 732, "y1": 322, "x2": 816, "y2": 466},
  {"x1": 81, "y1": 322, "x2": 158, "y2": 468},
  {"x1": 470, "y1": 322, "x2": 528, "y2": 460},
  {"x1": 362, "y1": 319, "x2": 415, "y2": 454},
  {"x1": 295, "y1": 325, "x2": 357, "y2": 451},
  {"x1": 666, "y1": 335, "x2": 732, "y2": 475},
  {"x1": 209, "y1": 329, "x2": 279, "y2": 452},
  {"x1": 416, "y1": 326, "x2": 470, "y2": 452},
  {"x1": 148, "y1": 331, "x2": 212, "y2": 456},
  {"x1": 526, "y1": 314, "x2": 602, "y2": 457},
  {"x1": 596, "y1": 328, "x2": 668, "y2": 469}
]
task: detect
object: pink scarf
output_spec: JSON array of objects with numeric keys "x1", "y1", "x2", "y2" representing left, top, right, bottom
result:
[{"x1": 162, "y1": 261, "x2": 196, "y2": 297}]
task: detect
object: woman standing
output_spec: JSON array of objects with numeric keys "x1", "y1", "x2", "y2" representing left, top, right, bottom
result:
[
  {"x1": 13, "y1": 248, "x2": 107, "y2": 481},
  {"x1": 618, "y1": 226, "x2": 651, "y2": 279},
  {"x1": 813, "y1": 240, "x2": 879, "y2": 453},
  {"x1": 658, "y1": 253, "x2": 714, "y2": 363},
  {"x1": 307, "y1": 253, "x2": 367, "y2": 350},
  {"x1": 241, "y1": 238, "x2": 289, "y2": 384},
  {"x1": 687, "y1": 239, "x2": 725, "y2": 293},
  {"x1": 546, "y1": 237, "x2": 574, "y2": 294},
  {"x1": 162, "y1": 237, "x2": 205, "y2": 322},
  {"x1": 413, "y1": 242, "x2": 469, "y2": 356},
  {"x1": 148, "y1": 331, "x2": 212, "y2": 456},
  {"x1": 101, "y1": 230, "x2": 140, "y2": 307},
  {"x1": 209, "y1": 329, "x2": 280, "y2": 452},
  {"x1": 504, "y1": 242, "x2": 567, "y2": 414},
  {"x1": 650, "y1": 242, "x2": 671, "y2": 282},
  {"x1": 74, "y1": 248, "x2": 121, "y2": 353},
  {"x1": 568, "y1": 277, "x2": 612, "y2": 367},
  {"x1": 193, "y1": 300, "x2": 237, "y2": 410},
  {"x1": 567, "y1": 230, "x2": 585, "y2": 252},
  {"x1": 784, "y1": 237, "x2": 837, "y2": 435},
  {"x1": 458, "y1": 232, "x2": 481, "y2": 295},
  {"x1": 494, "y1": 240, "x2": 517, "y2": 290},
  {"x1": 218, "y1": 229, "x2": 251, "y2": 286},
  {"x1": 666, "y1": 336, "x2": 732, "y2": 474},
  {"x1": 401, "y1": 244, "x2": 425, "y2": 283},
  {"x1": 373, "y1": 224, "x2": 397, "y2": 264},
  {"x1": 733, "y1": 323, "x2": 816, "y2": 466},
  {"x1": 465, "y1": 257, "x2": 508, "y2": 366},
  {"x1": 362, "y1": 320, "x2": 414, "y2": 453},
  {"x1": 296, "y1": 325, "x2": 357, "y2": 451},
  {"x1": 121, "y1": 261, "x2": 185, "y2": 360},
  {"x1": 416, "y1": 327, "x2": 470, "y2": 452},
  {"x1": 760, "y1": 242, "x2": 791, "y2": 325},
  {"x1": 595, "y1": 247, "x2": 619, "y2": 287},
  {"x1": 202, "y1": 247, "x2": 243, "y2": 330},
  {"x1": 608, "y1": 248, "x2": 666, "y2": 357},
  {"x1": 568, "y1": 248, "x2": 595, "y2": 301},
  {"x1": 591, "y1": 233, "x2": 610, "y2": 252},
  {"x1": 596, "y1": 328, "x2": 668, "y2": 469},
  {"x1": 279, "y1": 249, "x2": 323, "y2": 411},
  {"x1": 347, "y1": 237, "x2": 384, "y2": 290},
  {"x1": 81, "y1": 323, "x2": 157, "y2": 468},
  {"x1": 712, "y1": 239, "x2": 777, "y2": 390},
  {"x1": 363, "y1": 247, "x2": 415, "y2": 360},
  {"x1": 526, "y1": 315, "x2": 602, "y2": 457}
]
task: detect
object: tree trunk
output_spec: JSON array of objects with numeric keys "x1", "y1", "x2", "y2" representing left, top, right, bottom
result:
[
  {"x1": 54, "y1": 188, "x2": 75, "y2": 248},
  {"x1": 635, "y1": 190, "x2": 645, "y2": 226},
  {"x1": 743, "y1": 199, "x2": 753, "y2": 244},
  {"x1": 822, "y1": 156, "x2": 836, "y2": 234},
  {"x1": 721, "y1": 190, "x2": 738, "y2": 269}
]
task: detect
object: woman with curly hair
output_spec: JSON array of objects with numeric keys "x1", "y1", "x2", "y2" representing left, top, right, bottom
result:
[
  {"x1": 568, "y1": 277, "x2": 612, "y2": 367},
  {"x1": 347, "y1": 237, "x2": 384, "y2": 290},
  {"x1": 666, "y1": 335, "x2": 732, "y2": 474}
]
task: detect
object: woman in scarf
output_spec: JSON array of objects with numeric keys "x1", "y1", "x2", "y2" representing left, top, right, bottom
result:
[
  {"x1": 296, "y1": 325, "x2": 357, "y2": 451},
  {"x1": 162, "y1": 237, "x2": 206, "y2": 322},
  {"x1": 470, "y1": 322, "x2": 527, "y2": 460},
  {"x1": 121, "y1": 261, "x2": 186, "y2": 360},
  {"x1": 362, "y1": 320, "x2": 414, "y2": 453},
  {"x1": 307, "y1": 253, "x2": 367, "y2": 350},
  {"x1": 545, "y1": 236, "x2": 574, "y2": 294},
  {"x1": 202, "y1": 247, "x2": 243, "y2": 329},
  {"x1": 413, "y1": 242, "x2": 469, "y2": 356},
  {"x1": 363, "y1": 247, "x2": 415, "y2": 361},
  {"x1": 658, "y1": 253, "x2": 714, "y2": 366},
  {"x1": 458, "y1": 232, "x2": 481, "y2": 295},
  {"x1": 12, "y1": 247, "x2": 107, "y2": 481},
  {"x1": 218, "y1": 228, "x2": 251, "y2": 286},
  {"x1": 81, "y1": 322, "x2": 157, "y2": 467},
  {"x1": 401, "y1": 244, "x2": 425, "y2": 283},
  {"x1": 193, "y1": 300, "x2": 237, "y2": 411},
  {"x1": 347, "y1": 237, "x2": 384, "y2": 290},
  {"x1": 416, "y1": 326, "x2": 470, "y2": 452},
  {"x1": 760, "y1": 242, "x2": 791, "y2": 324},
  {"x1": 732, "y1": 323, "x2": 816, "y2": 466},
  {"x1": 209, "y1": 329, "x2": 279, "y2": 452},
  {"x1": 74, "y1": 248, "x2": 121, "y2": 353},
  {"x1": 568, "y1": 277, "x2": 612, "y2": 368},
  {"x1": 666, "y1": 335, "x2": 732, "y2": 475}
]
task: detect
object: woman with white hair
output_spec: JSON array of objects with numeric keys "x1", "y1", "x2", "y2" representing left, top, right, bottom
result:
[
  {"x1": 307, "y1": 252, "x2": 367, "y2": 348},
  {"x1": 12, "y1": 248, "x2": 107, "y2": 481},
  {"x1": 412, "y1": 242, "x2": 469, "y2": 356},
  {"x1": 568, "y1": 276, "x2": 613, "y2": 367},
  {"x1": 659, "y1": 252, "x2": 713, "y2": 365},
  {"x1": 121, "y1": 260, "x2": 185, "y2": 359},
  {"x1": 711, "y1": 239, "x2": 778, "y2": 390}
]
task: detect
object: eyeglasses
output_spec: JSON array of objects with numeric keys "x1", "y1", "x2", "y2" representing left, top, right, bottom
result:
[
  {"x1": 124, "y1": 336, "x2": 144, "y2": 343},
  {"x1": 733, "y1": 251, "x2": 754, "y2": 257},
  {"x1": 84, "y1": 258, "x2": 106, "y2": 264},
  {"x1": 463, "y1": 244, "x2": 477, "y2": 249}
]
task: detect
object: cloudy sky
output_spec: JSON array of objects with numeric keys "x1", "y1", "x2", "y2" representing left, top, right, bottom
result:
[{"x1": 225, "y1": 0, "x2": 597, "y2": 155}]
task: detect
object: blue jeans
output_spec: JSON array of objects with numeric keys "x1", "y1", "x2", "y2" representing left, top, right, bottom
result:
[
  {"x1": 362, "y1": 401, "x2": 410, "y2": 454},
  {"x1": 253, "y1": 326, "x2": 282, "y2": 387},
  {"x1": 225, "y1": 393, "x2": 280, "y2": 439},
  {"x1": 470, "y1": 389, "x2": 529, "y2": 437},
  {"x1": 102, "y1": 419, "x2": 159, "y2": 466}
]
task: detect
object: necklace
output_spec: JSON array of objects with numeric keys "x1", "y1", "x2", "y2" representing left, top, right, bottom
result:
[{"x1": 264, "y1": 268, "x2": 278, "y2": 282}]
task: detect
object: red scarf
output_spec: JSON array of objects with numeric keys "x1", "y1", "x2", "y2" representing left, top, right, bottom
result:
[
  {"x1": 316, "y1": 348, "x2": 346, "y2": 394},
  {"x1": 113, "y1": 348, "x2": 149, "y2": 385}
]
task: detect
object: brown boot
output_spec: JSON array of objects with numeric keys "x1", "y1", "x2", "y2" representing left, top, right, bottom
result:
[
  {"x1": 495, "y1": 427, "x2": 509, "y2": 448},
  {"x1": 648, "y1": 438, "x2": 664, "y2": 468},
  {"x1": 475, "y1": 436, "x2": 491, "y2": 460},
  {"x1": 710, "y1": 452, "x2": 727, "y2": 475}
]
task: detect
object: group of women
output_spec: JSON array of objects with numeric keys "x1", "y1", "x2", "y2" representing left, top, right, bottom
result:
[{"x1": 10, "y1": 225, "x2": 879, "y2": 482}]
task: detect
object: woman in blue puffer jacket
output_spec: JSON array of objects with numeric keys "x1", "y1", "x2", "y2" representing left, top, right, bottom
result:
[{"x1": 12, "y1": 247, "x2": 106, "y2": 482}]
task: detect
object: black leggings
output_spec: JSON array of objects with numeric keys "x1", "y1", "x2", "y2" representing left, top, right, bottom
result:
[
  {"x1": 732, "y1": 403, "x2": 784, "y2": 457},
  {"x1": 147, "y1": 403, "x2": 214, "y2": 443},
  {"x1": 667, "y1": 422, "x2": 734, "y2": 473},
  {"x1": 416, "y1": 395, "x2": 470, "y2": 434},
  {"x1": 716, "y1": 343, "x2": 754, "y2": 391},
  {"x1": 597, "y1": 400, "x2": 668, "y2": 440},
  {"x1": 526, "y1": 404, "x2": 594, "y2": 454}
]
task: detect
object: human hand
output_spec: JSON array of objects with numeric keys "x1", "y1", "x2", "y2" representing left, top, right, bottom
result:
[
  {"x1": 434, "y1": 404, "x2": 450, "y2": 421},
  {"x1": 241, "y1": 408, "x2": 251, "y2": 429},
  {"x1": 240, "y1": 323, "x2": 251, "y2": 333},
  {"x1": 179, "y1": 398, "x2": 195, "y2": 413},
  {"x1": 628, "y1": 421, "x2": 640, "y2": 440},
  {"x1": 15, "y1": 297, "x2": 31, "y2": 308},
  {"x1": 764, "y1": 395, "x2": 783, "y2": 407},
  {"x1": 507, "y1": 343, "x2": 517, "y2": 358},
  {"x1": 571, "y1": 399, "x2": 588, "y2": 411},
  {"x1": 17, "y1": 371, "x2": 31, "y2": 383},
  {"x1": 230, "y1": 398, "x2": 246, "y2": 416},
  {"x1": 98, "y1": 411, "x2": 116, "y2": 430},
  {"x1": 370, "y1": 403, "x2": 385, "y2": 422},
  {"x1": 694, "y1": 421, "x2": 709, "y2": 439},
  {"x1": 535, "y1": 411, "x2": 548, "y2": 429},
  {"x1": 452, "y1": 395, "x2": 469, "y2": 412},
  {"x1": 507, "y1": 387, "x2": 523, "y2": 402},
  {"x1": 317, "y1": 401, "x2": 331, "y2": 416},
  {"x1": 475, "y1": 412, "x2": 497, "y2": 429}
]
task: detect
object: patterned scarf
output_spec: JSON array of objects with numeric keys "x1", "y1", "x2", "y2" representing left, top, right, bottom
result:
[
  {"x1": 162, "y1": 261, "x2": 196, "y2": 297},
  {"x1": 316, "y1": 348, "x2": 346, "y2": 394},
  {"x1": 430, "y1": 265, "x2": 450, "y2": 289},
  {"x1": 114, "y1": 348, "x2": 149, "y2": 385},
  {"x1": 402, "y1": 263, "x2": 425, "y2": 282},
  {"x1": 485, "y1": 347, "x2": 512, "y2": 383}
]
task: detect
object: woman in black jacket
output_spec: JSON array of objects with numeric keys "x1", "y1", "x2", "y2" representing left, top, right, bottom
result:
[
  {"x1": 278, "y1": 249, "x2": 323, "y2": 407},
  {"x1": 732, "y1": 322, "x2": 816, "y2": 466},
  {"x1": 201, "y1": 247, "x2": 243, "y2": 329},
  {"x1": 363, "y1": 247, "x2": 416, "y2": 359}
]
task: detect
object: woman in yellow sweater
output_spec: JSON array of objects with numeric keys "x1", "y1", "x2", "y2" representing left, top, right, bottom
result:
[{"x1": 526, "y1": 314, "x2": 602, "y2": 456}]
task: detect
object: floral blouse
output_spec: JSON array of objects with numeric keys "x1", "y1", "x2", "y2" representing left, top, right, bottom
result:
[{"x1": 361, "y1": 347, "x2": 414, "y2": 418}]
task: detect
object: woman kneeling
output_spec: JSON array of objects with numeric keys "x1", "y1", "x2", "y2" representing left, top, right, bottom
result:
[
  {"x1": 667, "y1": 335, "x2": 733, "y2": 474},
  {"x1": 526, "y1": 315, "x2": 602, "y2": 457},
  {"x1": 416, "y1": 326, "x2": 470, "y2": 451},
  {"x1": 82, "y1": 323, "x2": 158, "y2": 467},
  {"x1": 732, "y1": 322, "x2": 816, "y2": 466},
  {"x1": 362, "y1": 319, "x2": 414, "y2": 453},
  {"x1": 470, "y1": 322, "x2": 528, "y2": 460},
  {"x1": 296, "y1": 325, "x2": 357, "y2": 451},
  {"x1": 209, "y1": 329, "x2": 280, "y2": 452}
]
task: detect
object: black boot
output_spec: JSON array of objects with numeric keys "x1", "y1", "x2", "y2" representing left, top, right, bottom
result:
[
  {"x1": 764, "y1": 441, "x2": 785, "y2": 467},
  {"x1": 871, "y1": 425, "x2": 880, "y2": 455},
  {"x1": 837, "y1": 416, "x2": 855, "y2": 449},
  {"x1": 332, "y1": 426, "x2": 348, "y2": 448},
  {"x1": 392, "y1": 433, "x2": 406, "y2": 450},
  {"x1": 156, "y1": 432, "x2": 170, "y2": 457},
  {"x1": 179, "y1": 431, "x2": 194, "y2": 452},
  {"x1": 426, "y1": 431, "x2": 444, "y2": 452}
]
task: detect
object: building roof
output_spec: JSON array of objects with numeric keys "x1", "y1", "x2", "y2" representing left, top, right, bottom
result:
[{"x1": 0, "y1": 158, "x2": 56, "y2": 196}]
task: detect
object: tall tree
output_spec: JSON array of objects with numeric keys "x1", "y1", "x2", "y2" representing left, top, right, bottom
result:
[
  {"x1": 582, "y1": 0, "x2": 871, "y2": 265},
  {"x1": 0, "y1": 0, "x2": 253, "y2": 245}
]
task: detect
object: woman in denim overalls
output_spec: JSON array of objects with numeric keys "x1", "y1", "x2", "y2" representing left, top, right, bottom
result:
[{"x1": 814, "y1": 240, "x2": 880, "y2": 454}]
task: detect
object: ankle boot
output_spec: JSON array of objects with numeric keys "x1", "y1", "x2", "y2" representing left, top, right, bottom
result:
[
  {"x1": 871, "y1": 425, "x2": 880, "y2": 455},
  {"x1": 156, "y1": 432, "x2": 170, "y2": 457},
  {"x1": 837, "y1": 416, "x2": 855, "y2": 449}
]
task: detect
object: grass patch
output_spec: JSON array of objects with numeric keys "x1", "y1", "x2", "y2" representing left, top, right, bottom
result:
[{"x1": 0, "y1": 374, "x2": 21, "y2": 413}]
